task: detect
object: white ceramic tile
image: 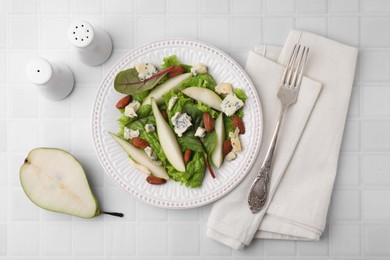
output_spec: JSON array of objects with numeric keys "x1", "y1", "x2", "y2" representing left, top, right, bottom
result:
[
  {"x1": 335, "y1": 154, "x2": 360, "y2": 187},
  {"x1": 202, "y1": 231, "x2": 233, "y2": 256},
  {"x1": 40, "y1": 209, "x2": 72, "y2": 221},
  {"x1": 72, "y1": 222, "x2": 104, "y2": 256},
  {"x1": 364, "y1": 224, "x2": 390, "y2": 256},
  {"x1": 264, "y1": 17, "x2": 295, "y2": 45},
  {"x1": 0, "y1": 88, "x2": 6, "y2": 118},
  {"x1": 40, "y1": 0, "x2": 69, "y2": 14},
  {"x1": 71, "y1": 119, "x2": 94, "y2": 153},
  {"x1": 169, "y1": 223, "x2": 200, "y2": 256},
  {"x1": 265, "y1": 240, "x2": 296, "y2": 256},
  {"x1": 201, "y1": 18, "x2": 231, "y2": 50},
  {"x1": 135, "y1": 0, "x2": 165, "y2": 14},
  {"x1": 200, "y1": 0, "x2": 230, "y2": 14},
  {"x1": 8, "y1": 120, "x2": 39, "y2": 153},
  {"x1": 104, "y1": 222, "x2": 136, "y2": 256},
  {"x1": 104, "y1": 0, "x2": 133, "y2": 14},
  {"x1": 330, "y1": 189, "x2": 360, "y2": 221},
  {"x1": 72, "y1": 0, "x2": 101, "y2": 14},
  {"x1": 232, "y1": 0, "x2": 262, "y2": 14},
  {"x1": 74, "y1": 152, "x2": 104, "y2": 188},
  {"x1": 168, "y1": 207, "x2": 199, "y2": 221},
  {"x1": 9, "y1": 188, "x2": 40, "y2": 221},
  {"x1": 265, "y1": 0, "x2": 295, "y2": 13},
  {"x1": 348, "y1": 85, "x2": 360, "y2": 118},
  {"x1": 167, "y1": 0, "x2": 198, "y2": 14},
  {"x1": 362, "y1": 17, "x2": 390, "y2": 48},
  {"x1": 8, "y1": 0, "x2": 37, "y2": 14},
  {"x1": 232, "y1": 17, "x2": 262, "y2": 49},
  {"x1": 362, "y1": 190, "x2": 390, "y2": 221},
  {"x1": 233, "y1": 238, "x2": 263, "y2": 256},
  {"x1": 41, "y1": 223, "x2": 72, "y2": 256},
  {"x1": 362, "y1": 120, "x2": 390, "y2": 151},
  {"x1": 0, "y1": 18, "x2": 5, "y2": 49},
  {"x1": 104, "y1": 17, "x2": 133, "y2": 50},
  {"x1": 229, "y1": 50, "x2": 249, "y2": 68},
  {"x1": 71, "y1": 55, "x2": 103, "y2": 84},
  {"x1": 8, "y1": 52, "x2": 38, "y2": 84},
  {"x1": 296, "y1": 16, "x2": 327, "y2": 36},
  {"x1": 0, "y1": 224, "x2": 5, "y2": 256},
  {"x1": 135, "y1": 18, "x2": 166, "y2": 46},
  {"x1": 137, "y1": 201, "x2": 168, "y2": 221},
  {"x1": 0, "y1": 155, "x2": 6, "y2": 186},
  {"x1": 0, "y1": 0, "x2": 5, "y2": 14},
  {"x1": 297, "y1": 0, "x2": 327, "y2": 13},
  {"x1": 41, "y1": 119, "x2": 72, "y2": 151},
  {"x1": 362, "y1": 154, "x2": 390, "y2": 186},
  {"x1": 7, "y1": 154, "x2": 26, "y2": 187},
  {"x1": 0, "y1": 120, "x2": 6, "y2": 152},
  {"x1": 0, "y1": 53, "x2": 5, "y2": 84},
  {"x1": 363, "y1": 0, "x2": 390, "y2": 13},
  {"x1": 8, "y1": 223, "x2": 40, "y2": 256},
  {"x1": 0, "y1": 188, "x2": 6, "y2": 221},
  {"x1": 297, "y1": 229, "x2": 329, "y2": 256},
  {"x1": 330, "y1": 224, "x2": 361, "y2": 256},
  {"x1": 328, "y1": 16, "x2": 360, "y2": 46},
  {"x1": 167, "y1": 18, "x2": 198, "y2": 39},
  {"x1": 330, "y1": 0, "x2": 360, "y2": 13},
  {"x1": 136, "y1": 223, "x2": 168, "y2": 256},
  {"x1": 9, "y1": 85, "x2": 39, "y2": 118},
  {"x1": 42, "y1": 96, "x2": 72, "y2": 118},
  {"x1": 363, "y1": 86, "x2": 390, "y2": 117},
  {"x1": 8, "y1": 18, "x2": 38, "y2": 49},
  {"x1": 41, "y1": 18, "x2": 70, "y2": 50},
  {"x1": 361, "y1": 50, "x2": 390, "y2": 82},
  {"x1": 340, "y1": 119, "x2": 360, "y2": 152},
  {"x1": 71, "y1": 85, "x2": 97, "y2": 118},
  {"x1": 103, "y1": 187, "x2": 136, "y2": 221}
]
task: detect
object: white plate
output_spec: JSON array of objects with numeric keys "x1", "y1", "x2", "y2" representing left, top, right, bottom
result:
[{"x1": 92, "y1": 39, "x2": 263, "y2": 209}]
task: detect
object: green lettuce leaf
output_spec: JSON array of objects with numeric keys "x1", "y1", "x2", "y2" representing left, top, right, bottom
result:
[{"x1": 180, "y1": 73, "x2": 217, "y2": 90}]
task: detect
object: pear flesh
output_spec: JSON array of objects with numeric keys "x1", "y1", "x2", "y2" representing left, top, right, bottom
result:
[
  {"x1": 151, "y1": 98, "x2": 186, "y2": 172},
  {"x1": 181, "y1": 87, "x2": 222, "y2": 111},
  {"x1": 211, "y1": 113, "x2": 225, "y2": 168},
  {"x1": 20, "y1": 148, "x2": 104, "y2": 218}
]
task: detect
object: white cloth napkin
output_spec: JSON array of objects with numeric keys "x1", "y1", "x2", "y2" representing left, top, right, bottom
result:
[{"x1": 207, "y1": 30, "x2": 358, "y2": 250}]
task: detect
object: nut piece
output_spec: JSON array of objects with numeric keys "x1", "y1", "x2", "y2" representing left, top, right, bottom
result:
[
  {"x1": 146, "y1": 175, "x2": 166, "y2": 185},
  {"x1": 232, "y1": 115, "x2": 245, "y2": 134},
  {"x1": 184, "y1": 148, "x2": 192, "y2": 165},
  {"x1": 222, "y1": 140, "x2": 233, "y2": 157},
  {"x1": 203, "y1": 112, "x2": 215, "y2": 132},
  {"x1": 161, "y1": 109, "x2": 169, "y2": 122},
  {"x1": 131, "y1": 137, "x2": 149, "y2": 149},
  {"x1": 116, "y1": 95, "x2": 132, "y2": 109}
]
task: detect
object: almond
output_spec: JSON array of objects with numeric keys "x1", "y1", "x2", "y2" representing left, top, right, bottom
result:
[
  {"x1": 161, "y1": 109, "x2": 169, "y2": 122},
  {"x1": 167, "y1": 66, "x2": 185, "y2": 78},
  {"x1": 116, "y1": 95, "x2": 132, "y2": 109},
  {"x1": 203, "y1": 112, "x2": 215, "y2": 132},
  {"x1": 183, "y1": 148, "x2": 192, "y2": 165},
  {"x1": 131, "y1": 137, "x2": 149, "y2": 149},
  {"x1": 146, "y1": 175, "x2": 166, "y2": 185},
  {"x1": 223, "y1": 140, "x2": 233, "y2": 157},
  {"x1": 232, "y1": 115, "x2": 245, "y2": 134}
]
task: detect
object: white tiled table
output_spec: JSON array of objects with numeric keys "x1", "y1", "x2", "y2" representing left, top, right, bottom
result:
[{"x1": 1, "y1": 0, "x2": 390, "y2": 259}]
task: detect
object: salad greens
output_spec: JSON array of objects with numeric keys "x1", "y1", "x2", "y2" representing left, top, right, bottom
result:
[{"x1": 115, "y1": 55, "x2": 246, "y2": 188}]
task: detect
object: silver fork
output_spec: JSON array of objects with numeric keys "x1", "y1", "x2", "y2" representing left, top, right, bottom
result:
[{"x1": 247, "y1": 44, "x2": 309, "y2": 214}]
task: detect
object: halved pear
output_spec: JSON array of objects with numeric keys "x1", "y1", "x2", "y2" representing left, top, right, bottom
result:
[
  {"x1": 181, "y1": 87, "x2": 222, "y2": 111},
  {"x1": 109, "y1": 132, "x2": 169, "y2": 180},
  {"x1": 151, "y1": 98, "x2": 186, "y2": 172},
  {"x1": 142, "y1": 73, "x2": 192, "y2": 105},
  {"x1": 211, "y1": 113, "x2": 225, "y2": 168},
  {"x1": 20, "y1": 148, "x2": 123, "y2": 219}
]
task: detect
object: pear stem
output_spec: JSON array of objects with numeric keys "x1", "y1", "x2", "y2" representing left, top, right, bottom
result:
[{"x1": 102, "y1": 211, "x2": 124, "y2": 217}]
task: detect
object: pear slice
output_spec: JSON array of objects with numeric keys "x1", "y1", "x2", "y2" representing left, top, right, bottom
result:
[
  {"x1": 181, "y1": 87, "x2": 222, "y2": 111},
  {"x1": 20, "y1": 148, "x2": 123, "y2": 219},
  {"x1": 142, "y1": 73, "x2": 192, "y2": 105},
  {"x1": 109, "y1": 132, "x2": 169, "y2": 180},
  {"x1": 211, "y1": 113, "x2": 225, "y2": 168},
  {"x1": 151, "y1": 98, "x2": 186, "y2": 172}
]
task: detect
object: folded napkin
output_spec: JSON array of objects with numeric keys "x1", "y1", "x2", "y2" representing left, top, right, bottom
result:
[{"x1": 207, "y1": 30, "x2": 358, "y2": 250}]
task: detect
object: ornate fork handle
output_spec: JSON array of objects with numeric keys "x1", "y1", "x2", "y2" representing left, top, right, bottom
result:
[{"x1": 248, "y1": 106, "x2": 286, "y2": 214}]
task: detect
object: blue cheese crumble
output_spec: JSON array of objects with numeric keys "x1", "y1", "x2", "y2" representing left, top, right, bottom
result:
[
  {"x1": 171, "y1": 112, "x2": 192, "y2": 137},
  {"x1": 144, "y1": 124, "x2": 155, "y2": 133},
  {"x1": 194, "y1": 127, "x2": 206, "y2": 138},
  {"x1": 221, "y1": 94, "x2": 244, "y2": 116},
  {"x1": 135, "y1": 63, "x2": 158, "y2": 81},
  {"x1": 124, "y1": 127, "x2": 139, "y2": 140},
  {"x1": 190, "y1": 63, "x2": 208, "y2": 76},
  {"x1": 125, "y1": 101, "x2": 141, "y2": 118}
]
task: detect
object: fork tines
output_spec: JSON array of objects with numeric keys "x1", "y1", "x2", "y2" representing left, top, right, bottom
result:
[{"x1": 282, "y1": 44, "x2": 309, "y2": 88}]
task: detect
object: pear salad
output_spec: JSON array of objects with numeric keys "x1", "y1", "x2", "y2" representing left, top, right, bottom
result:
[{"x1": 111, "y1": 56, "x2": 246, "y2": 188}]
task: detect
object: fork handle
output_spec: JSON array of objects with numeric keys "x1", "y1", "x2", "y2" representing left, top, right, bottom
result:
[{"x1": 248, "y1": 107, "x2": 286, "y2": 214}]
